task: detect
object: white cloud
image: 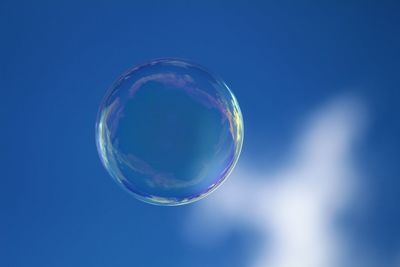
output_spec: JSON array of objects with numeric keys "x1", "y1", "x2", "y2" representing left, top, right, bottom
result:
[{"x1": 184, "y1": 97, "x2": 367, "y2": 267}]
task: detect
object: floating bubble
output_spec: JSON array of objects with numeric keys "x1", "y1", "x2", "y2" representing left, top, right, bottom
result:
[{"x1": 96, "y1": 58, "x2": 243, "y2": 205}]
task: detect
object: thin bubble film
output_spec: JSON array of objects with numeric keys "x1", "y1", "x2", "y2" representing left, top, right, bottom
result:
[{"x1": 96, "y1": 58, "x2": 243, "y2": 205}]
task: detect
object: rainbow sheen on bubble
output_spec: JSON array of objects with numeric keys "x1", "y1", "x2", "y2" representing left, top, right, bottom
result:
[{"x1": 95, "y1": 58, "x2": 243, "y2": 205}]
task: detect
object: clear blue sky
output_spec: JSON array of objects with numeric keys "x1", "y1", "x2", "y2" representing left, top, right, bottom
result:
[{"x1": 1, "y1": 1, "x2": 399, "y2": 266}]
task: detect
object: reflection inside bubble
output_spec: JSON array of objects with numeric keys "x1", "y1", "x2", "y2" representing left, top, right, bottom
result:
[{"x1": 96, "y1": 58, "x2": 243, "y2": 205}]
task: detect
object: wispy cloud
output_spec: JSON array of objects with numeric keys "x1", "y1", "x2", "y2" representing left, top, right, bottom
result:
[{"x1": 184, "y1": 97, "x2": 368, "y2": 267}]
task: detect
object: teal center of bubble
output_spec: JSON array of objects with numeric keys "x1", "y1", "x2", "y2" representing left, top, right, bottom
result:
[{"x1": 96, "y1": 59, "x2": 244, "y2": 205}]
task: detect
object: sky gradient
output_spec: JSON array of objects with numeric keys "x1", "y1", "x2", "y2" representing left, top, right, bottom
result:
[{"x1": 1, "y1": 1, "x2": 400, "y2": 266}]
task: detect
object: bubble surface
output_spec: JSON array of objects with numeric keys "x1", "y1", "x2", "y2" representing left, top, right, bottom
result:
[{"x1": 96, "y1": 59, "x2": 243, "y2": 205}]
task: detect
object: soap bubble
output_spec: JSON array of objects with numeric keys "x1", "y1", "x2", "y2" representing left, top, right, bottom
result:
[{"x1": 96, "y1": 58, "x2": 243, "y2": 205}]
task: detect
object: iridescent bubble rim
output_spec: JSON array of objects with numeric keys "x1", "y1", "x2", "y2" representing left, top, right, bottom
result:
[{"x1": 95, "y1": 58, "x2": 244, "y2": 206}]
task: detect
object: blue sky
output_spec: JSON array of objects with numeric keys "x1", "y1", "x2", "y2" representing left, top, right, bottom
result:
[{"x1": 1, "y1": 1, "x2": 400, "y2": 266}]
